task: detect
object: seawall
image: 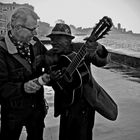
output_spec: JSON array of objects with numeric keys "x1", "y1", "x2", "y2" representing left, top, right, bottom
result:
[{"x1": 108, "y1": 48, "x2": 140, "y2": 69}]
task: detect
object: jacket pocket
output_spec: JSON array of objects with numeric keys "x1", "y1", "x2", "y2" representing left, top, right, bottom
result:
[{"x1": 8, "y1": 67, "x2": 26, "y2": 82}]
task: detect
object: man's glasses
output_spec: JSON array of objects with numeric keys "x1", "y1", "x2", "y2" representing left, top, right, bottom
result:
[{"x1": 20, "y1": 25, "x2": 39, "y2": 32}]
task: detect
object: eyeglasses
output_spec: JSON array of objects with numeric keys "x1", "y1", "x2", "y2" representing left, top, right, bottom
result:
[{"x1": 20, "y1": 25, "x2": 39, "y2": 32}]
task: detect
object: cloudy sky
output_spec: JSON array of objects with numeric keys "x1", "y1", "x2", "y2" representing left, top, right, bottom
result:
[{"x1": 1, "y1": 0, "x2": 140, "y2": 33}]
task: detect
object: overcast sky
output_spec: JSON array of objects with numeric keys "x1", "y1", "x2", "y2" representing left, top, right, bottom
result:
[{"x1": 1, "y1": 0, "x2": 140, "y2": 33}]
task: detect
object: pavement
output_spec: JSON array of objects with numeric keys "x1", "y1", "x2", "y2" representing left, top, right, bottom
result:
[{"x1": 19, "y1": 63, "x2": 140, "y2": 140}]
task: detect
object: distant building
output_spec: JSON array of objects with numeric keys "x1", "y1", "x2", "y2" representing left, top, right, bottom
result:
[
  {"x1": 0, "y1": 2, "x2": 34, "y2": 36},
  {"x1": 118, "y1": 23, "x2": 121, "y2": 30}
]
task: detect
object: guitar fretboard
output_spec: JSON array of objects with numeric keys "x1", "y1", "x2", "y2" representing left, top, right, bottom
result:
[
  {"x1": 66, "y1": 44, "x2": 87, "y2": 76},
  {"x1": 64, "y1": 16, "x2": 112, "y2": 77}
]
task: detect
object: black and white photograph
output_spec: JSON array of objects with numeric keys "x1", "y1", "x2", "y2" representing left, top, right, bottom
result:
[{"x1": 0, "y1": 0, "x2": 140, "y2": 140}]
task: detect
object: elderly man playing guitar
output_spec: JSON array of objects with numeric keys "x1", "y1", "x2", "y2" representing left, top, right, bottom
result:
[{"x1": 46, "y1": 17, "x2": 117, "y2": 140}]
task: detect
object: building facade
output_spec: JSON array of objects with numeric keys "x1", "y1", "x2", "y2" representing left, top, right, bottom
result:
[{"x1": 0, "y1": 2, "x2": 34, "y2": 36}]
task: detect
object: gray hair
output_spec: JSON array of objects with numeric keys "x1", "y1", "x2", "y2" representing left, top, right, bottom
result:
[{"x1": 10, "y1": 7, "x2": 40, "y2": 28}]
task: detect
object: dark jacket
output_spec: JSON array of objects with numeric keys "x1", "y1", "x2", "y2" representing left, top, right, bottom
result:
[
  {"x1": 46, "y1": 42, "x2": 109, "y2": 117},
  {"x1": 0, "y1": 36, "x2": 47, "y2": 113}
]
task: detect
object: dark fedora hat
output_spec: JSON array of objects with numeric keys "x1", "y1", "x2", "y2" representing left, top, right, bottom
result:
[{"x1": 47, "y1": 23, "x2": 75, "y2": 39}]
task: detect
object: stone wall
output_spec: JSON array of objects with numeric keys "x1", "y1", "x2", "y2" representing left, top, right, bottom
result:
[{"x1": 109, "y1": 51, "x2": 140, "y2": 69}]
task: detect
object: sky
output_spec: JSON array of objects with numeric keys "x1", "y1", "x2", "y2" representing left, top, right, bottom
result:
[{"x1": 1, "y1": 0, "x2": 140, "y2": 33}]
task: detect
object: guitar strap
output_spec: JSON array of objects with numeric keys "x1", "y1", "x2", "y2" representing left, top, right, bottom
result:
[{"x1": 0, "y1": 41, "x2": 32, "y2": 74}]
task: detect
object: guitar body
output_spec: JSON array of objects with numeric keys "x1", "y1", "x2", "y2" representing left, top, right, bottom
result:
[{"x1": 51, "y1": 54, "x2": 89, "y2": 105}]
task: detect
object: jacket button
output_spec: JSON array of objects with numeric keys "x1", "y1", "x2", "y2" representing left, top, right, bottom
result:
[{"x1": 82, "y1": 110, "x2": 86, "y2": 114}]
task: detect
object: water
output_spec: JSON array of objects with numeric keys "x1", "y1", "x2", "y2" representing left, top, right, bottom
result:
[
  {"x1": 78, "y1": 34, "x2": 140, "y2": 50},
  {"x1": 73, "y1": 34, "x2": 140, "y2": 57}
]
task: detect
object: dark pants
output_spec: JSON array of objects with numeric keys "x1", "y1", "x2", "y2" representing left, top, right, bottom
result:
[
  {"x1": 59, "y1": 98, "x2": 95, "y2": 140},
  {"x1": 0, "y1": 107, "x2": 45, "y2": 140}
]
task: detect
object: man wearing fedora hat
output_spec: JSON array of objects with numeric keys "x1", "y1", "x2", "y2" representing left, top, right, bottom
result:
[{"x1": 46, "y1": 23, "x2": 110, "y2": 140}]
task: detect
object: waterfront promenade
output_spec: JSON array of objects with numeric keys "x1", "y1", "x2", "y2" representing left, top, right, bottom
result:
[{"x1": 19, "y1": 63, "x2": 140, "y2": 140}]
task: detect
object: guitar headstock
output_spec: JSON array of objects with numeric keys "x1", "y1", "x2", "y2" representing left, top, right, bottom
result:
[{"x1": 85, "y1": 16, "x2": 113, "y2": 43}]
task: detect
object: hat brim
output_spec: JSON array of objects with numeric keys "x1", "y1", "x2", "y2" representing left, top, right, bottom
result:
[{"x1": 46, "y1": 32, "x2": 75, "y2": 39}]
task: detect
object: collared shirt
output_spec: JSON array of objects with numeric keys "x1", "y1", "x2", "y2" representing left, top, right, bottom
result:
[
  {"x1": 4, "y1": 32, "x2": 18, "y2": 54},
  {"x1": 5, "y1": 31, "x2": 34, "y2": 64}
]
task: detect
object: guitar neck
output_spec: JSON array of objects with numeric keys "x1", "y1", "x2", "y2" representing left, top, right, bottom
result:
[
  {"x1": 65, "y1": 16, "x2": 112, "y2": 77},
  {"x1": 66, "y1": 44, "x2": 87, "y2": 76}
]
